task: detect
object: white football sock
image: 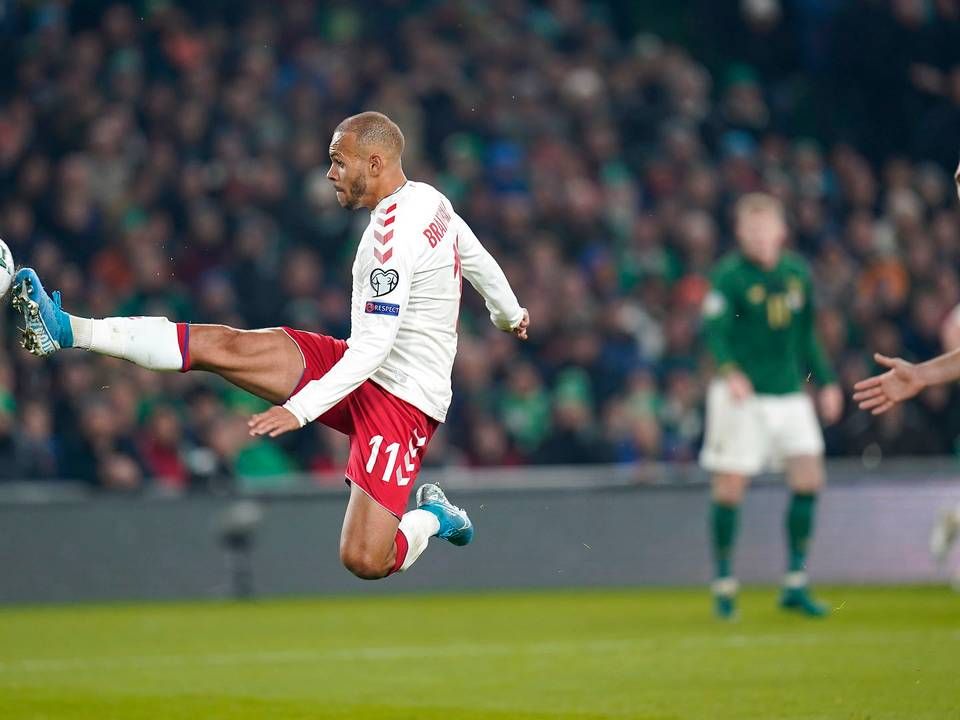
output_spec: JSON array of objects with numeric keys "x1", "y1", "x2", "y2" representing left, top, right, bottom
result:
[
  {"x1": 711, "y1": 577, "x2": 739, "y2": 596},
  {"x1": 69, "y1": 315, "x2": 93, "y2": 349},
  {"x1": 784, "y1": 571, "x2": 809, "y2": 589},
  {"x1": 397, "y1": 509, "x2": 440, "y2": 572},
  {"x1": 69, "y1": 316, "x2": 184, "y2": 371}
]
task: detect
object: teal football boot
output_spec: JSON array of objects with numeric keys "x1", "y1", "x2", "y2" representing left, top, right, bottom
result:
[
  {"x1": 11, "y1": 268, "x2": 72, "y2": 357},
  {"x1": 416, "y1": 483, "x2": 474, "y2": 546},
  {"x1": 780, "y1": 585, "x2": 829, "y2": 618}
]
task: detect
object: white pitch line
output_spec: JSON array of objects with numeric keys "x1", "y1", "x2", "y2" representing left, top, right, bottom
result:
[{"x1": 0, "y1": 631, "x2": 951, "y2": 676}]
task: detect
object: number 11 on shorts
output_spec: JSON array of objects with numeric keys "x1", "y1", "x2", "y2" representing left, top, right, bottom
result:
[{"x1": 366, "y1": 435, "x2": 403, "y2": 483}]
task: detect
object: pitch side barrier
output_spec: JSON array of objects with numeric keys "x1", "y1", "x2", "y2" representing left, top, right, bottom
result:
[
  {"x1": 0, "y1": 459, "x2": 958, "y2": 603},
  {"x1": 0, "y1": 457, "x2": 958, "y2": 504}
]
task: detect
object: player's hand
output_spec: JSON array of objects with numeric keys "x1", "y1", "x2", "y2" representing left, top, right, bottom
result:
[
  {"x1": 511, "y1": 308, "x2": 530, "y2": 341},
  {"x1": 852, "y1": 353, "x2": 925, "y2": 415},
  {"x1": 725, "y1": 369, "x2": 754, "y2": 402},
  {"x1": 248, "y1": 406, "x2": 301, "y2": 438},
  {"x1": 818, "y1": 383, "x2": 844, "y2": 425}
]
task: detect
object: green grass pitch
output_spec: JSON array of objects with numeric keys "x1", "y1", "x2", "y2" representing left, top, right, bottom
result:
[{"x1": 0, "y1": 586, "x2": 957, "y2": 719}]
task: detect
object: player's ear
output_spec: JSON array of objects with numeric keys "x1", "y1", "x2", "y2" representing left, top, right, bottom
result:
[{"x1": 368, "y1": 152, "x2": 384, "y2": 177}]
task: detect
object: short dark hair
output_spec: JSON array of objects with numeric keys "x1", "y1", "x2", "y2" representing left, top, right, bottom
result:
[{"x1": 335, "y1": 111, "x2": 404, "y2": 158}]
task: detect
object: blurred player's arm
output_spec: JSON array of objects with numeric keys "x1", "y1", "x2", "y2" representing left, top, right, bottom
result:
[
  {"x1": 800, "y1": 270, "x2": 842, "y2": 424},
  {"x1": 250, "y1": 245, "x2": 414, "y2": 437},
  {"x1": 853, "y1": 349, "x2": 960, "y2": 415},
  {"x1": 854, "y1": 302, "x2": 960, "y2": 415},
  {"x1": 455, "y1": 218, "x2": 527, "y2": 339},
  {"x1": 702, "y1": 272, "x2": 752, "y2": 400}
]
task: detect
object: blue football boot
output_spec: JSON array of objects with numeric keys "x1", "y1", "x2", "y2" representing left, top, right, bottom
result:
[
  {"x1": 10, "y1": 268, "x2": 72, "y2": 357},
  {"x1": 416, "y1": 483, "x2": 474, "y2": 546},
  {"x1": 779, "y1": 586, "x2": 829, "y2": 618}
]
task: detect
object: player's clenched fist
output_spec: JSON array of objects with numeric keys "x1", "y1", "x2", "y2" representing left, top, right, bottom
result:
[
  {"x1": 248, "y1": 406, "x2": 301, "y2": 438},
  {"x1": 724, "y1": 368, "x2": 754, "y2": 402},
  {"x1": 511, "y1": 308, "x2": 530, "y2": 340}
]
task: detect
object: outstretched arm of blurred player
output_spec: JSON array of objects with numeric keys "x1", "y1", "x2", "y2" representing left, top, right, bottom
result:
[
  {"x1": 454, "y1": 218, "x2": 528, "y2": 340},
  {"x1": 853, "y1": 350, "x2": 960, "y2": 414}
]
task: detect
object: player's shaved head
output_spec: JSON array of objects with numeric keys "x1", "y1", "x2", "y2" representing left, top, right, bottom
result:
[
  {"x1": 334, "y1": 111, "x2": 405, "y2": 160},
  {"x1": 327, "y1": 112, "x2": 408, "y2": 211}
]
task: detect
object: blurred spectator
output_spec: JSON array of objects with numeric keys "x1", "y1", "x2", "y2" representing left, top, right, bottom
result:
[
  {"x1": 15, "y1": 400, "x2": 59, "y2": 479},
  {"x1": 498, "y1": 362, "x2": 552, "y2": 455},
  {"x1": 139, "y1": 405, "x2": 189, "y2": 491},
  {"x1": 535, "y1": 370, "x2": 609, "y2": 465},
  {"x1": 466, "y1": 417, "x2": 523, "y2": 467}
]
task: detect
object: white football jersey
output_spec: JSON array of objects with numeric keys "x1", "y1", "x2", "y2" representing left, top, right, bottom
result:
[{"x1": 283, "y1": 181, "x2": 524, "y2": 425}]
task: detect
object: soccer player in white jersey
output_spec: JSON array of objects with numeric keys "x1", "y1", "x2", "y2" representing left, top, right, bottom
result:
[
  {"x1": 853, "y1": 316, "x2": 960, "y2": 588},
  {"x1": 12, "y1": 111, "x2": 530, "y2": 580},
  {"x1": 853, "y1": 301, "x2": 960, "y2": 585},
  {"x1": 929, "y1": 303, "x2": 960, "y2": 586},
  {"x1": 854, "y1": 161, "x2": 960, "y2": 587}
]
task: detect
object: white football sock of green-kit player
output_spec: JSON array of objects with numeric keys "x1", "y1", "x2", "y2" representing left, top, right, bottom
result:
[
  {"x1": 398, "y1": 509, "x2": 441, "y2": 572},
  {"x1": 68, "y1": 315, "x2": 184, "y2": 371}
]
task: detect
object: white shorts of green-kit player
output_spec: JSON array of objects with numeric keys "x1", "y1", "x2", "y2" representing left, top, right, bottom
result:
[{"x1": 699, "y1": 379, "x2": 824, "y2": 476}]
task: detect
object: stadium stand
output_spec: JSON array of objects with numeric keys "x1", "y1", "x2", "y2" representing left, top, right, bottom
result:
[{"x1": 1, "y1": 0, "x2": 959, "y2": 488}]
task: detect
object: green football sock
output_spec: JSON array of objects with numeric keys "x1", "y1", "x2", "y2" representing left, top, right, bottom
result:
[
  {"x1": 786, "y1": 493, "x2": 818, "y2": 574},
  {"x1": 711, "y1": 502, "x2": 739, "y2": 580}
]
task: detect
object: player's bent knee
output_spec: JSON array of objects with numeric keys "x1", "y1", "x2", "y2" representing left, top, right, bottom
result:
[
  {"x1": 714, "y1": 491, "x2": 744, "y2": 506},
  {"x1": 712, "y1": 474, "x2": 748, "y2": 505},
  {"x1": 790, "y1": 476, "x2": 825, "y2": 495},
  {"x1": 339, "y1": 545, "x2": 390, "y2": 580},
  {"x1": 787, "y1": 455, "x2": 825, "y2": 493}
]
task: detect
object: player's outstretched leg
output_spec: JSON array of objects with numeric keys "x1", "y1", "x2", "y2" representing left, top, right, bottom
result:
[
  {"x1": 780, "y1": 456, "x2": 828, "y2": 618},
  {"x1": 339, "y1": 482, "x2": 472, "y2": 580},
  {"x1": 11, "y1": 268, "x2": 303, "y2": 404},
  {"x1": 710, "y1": 473, "x2": 746, "y2": 621}
]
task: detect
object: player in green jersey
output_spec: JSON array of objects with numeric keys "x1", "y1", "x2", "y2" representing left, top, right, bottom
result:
[{"x1": 701, "y1": 193, "x2": 843, "y2": 620}]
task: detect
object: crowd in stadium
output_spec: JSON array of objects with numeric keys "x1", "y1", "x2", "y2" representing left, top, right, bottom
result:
[{"x1": 1, "y1": 0, "x2": 960, "y2": 489}]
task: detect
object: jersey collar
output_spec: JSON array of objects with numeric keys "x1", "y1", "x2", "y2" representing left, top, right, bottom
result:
[{"x1": 373, "y1": 181, "x2": 409, "y2": 214}]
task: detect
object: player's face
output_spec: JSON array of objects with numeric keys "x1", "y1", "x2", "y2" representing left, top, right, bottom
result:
[
  {"x1": 327, "y1": 132, "x2": 368, "y2": 210},
  {"x1": 738, "y1": 210, "x2": 786, "y2": 269}
]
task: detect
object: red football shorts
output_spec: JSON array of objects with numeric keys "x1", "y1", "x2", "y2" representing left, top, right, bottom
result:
[{"x1": 282, "y1": 327, "x2": 439, "y2": 517}]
